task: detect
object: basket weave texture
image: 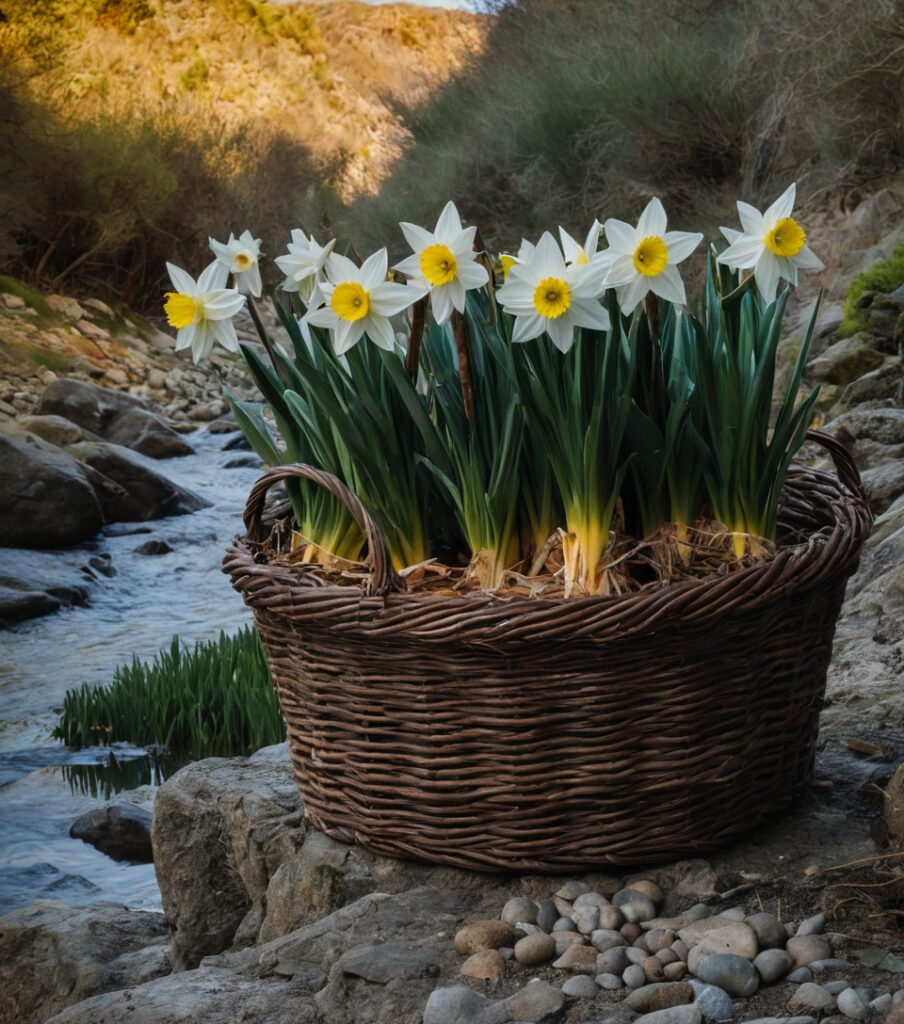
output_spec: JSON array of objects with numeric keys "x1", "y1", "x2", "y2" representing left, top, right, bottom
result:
[{"x1": 224, "y1": 430, "x2": 872, "y2": 872}]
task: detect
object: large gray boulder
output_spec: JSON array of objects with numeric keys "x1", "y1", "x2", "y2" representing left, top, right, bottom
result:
[
  {"x1": 0, "y1": 900, "x2": 169, "y2": 1024},
  {"x1": 0, "y1": 433, "x2": 104, "y2": 548},
  {"x1": 37, "y1": 378, "x2": 192, "y2": 458},
  {"x1": 69, "y1": 441, "x2": 209, "y2": 521}
]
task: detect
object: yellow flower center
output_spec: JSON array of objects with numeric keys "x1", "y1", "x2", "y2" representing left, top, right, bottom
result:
[
  {"x1": 764, "y1": 217, "x2": 806, "y2": 258},
  {"x1": 164, "y1": 292, "x2": 197, "y2": 329},
  {"x1": 234, "y1": 251, "x2": 254, "y2": 271},
  {"x1": 419, "y1": 243, "x2": 458, "y2": 286},
  {"x1": 532, "y1": 276, "x2": 571, "y2": 319},
  {"x1": 632, "y1": 236, "x2": 669, "y2": 277},
  {"x1": 500, "y1": 254, "x2": 516, "y2": 280},
  {"x1": 330, "y1": 281, "x2": 370, "y2": 322}
]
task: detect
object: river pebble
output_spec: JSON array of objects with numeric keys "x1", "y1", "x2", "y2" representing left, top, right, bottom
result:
[
  {"x1": 647, "y1": 928, "x2": 678, "y2": 953},
  {"x1": 634, "y1": 1005, "x2": 702, "y2": 1024},
  {"x1": 823, "y1": 981, "x2": 850, "y2": 996},
  {"x1": 592, "y1": 928, "x2": 628, "y2": 952},
  {"x1": 460, "y1": 949, "x2": 504, "y2": 980},
  {"x1": 574, "y1": 906, "x2": 600, "y2": 934},
  {"x1": 745, "y1": 912, "x2": 788, "y2": 949},
  {"x1": 627, "y1": 879, "x2": 665, "y2": 905},
  {"x1": 535, "y1": 899, "x2": 558, "y2": 933},
  {"x1": 754, "y1": 948, "x2": 792, "y2": 983},
  {"x1": 683, "y1": 904, "x2": 712, "y2": 923},
  {"x1": 788, "y1": 982, "x2": 837, "y2": 1014},
  {"x1": 720, "y1": 908, "x2": 746, "y2": 921},
  {"x1": 596, "y1": 972, "x2": 624, "y2": 990},
  {"x1": 809, "y1": 959, "x2": 852, "y2": 973},
  {"x1": 688, "y1": 980, "x2": 734, "y2": 1023},
  {"x1": 624, "y1": 964, "x2": 648, "y2": 989},
  {"x1": 574, "y1": 891, "x2": 609, "y2": 911},
  {"x1": 643, "y1": 956, "x2": 667, "y2": 982},
  {"x1": 556, "y1": 880, "x2": 590, "y2": 900},
  {"x1": 501, "y1": 897, "x2": 537, "y2": 927},
  {"x1": 787, "y1": 967, "x2": 814, "y2": 984},
  {"x1": 836, "y1": 987, "x2": 870, "y2": 1020},
  {"x1": 696, "y1": 953, "x2": 759, "y2": 997},
  {"x1": 553, "y1": 916, "x2": 575, "y2": 931},
  {"x1": 871, "y1": 993, "x2": 892, "y2": 1014},
  {"x1": 664, "y1": 962, "x2": 687, "y2": 981},
  {"x1": 599, "y1": 905, "x2": 626, "y2": 930},
  {"x1": 563, "y1": 975, "x2": 600, "y2": 998},
  {"x1": 514, "y1": 933, "x2": 556, "y2": 966},
  {"x1": 453, "y1": 921, "x2": 514, "y2": 954},
  {"x1": 626, "y1": 982, "x2": 694, "y2": 1013},
  {"x1": 796, "y1": 914, "x2": 826, "y2": 936},
  {"x1": 598, "y1": 946, "x2": 631, "y2": 975},
  {"x1": 552, "y1": 944, "x2": 599, "y2": 974}
]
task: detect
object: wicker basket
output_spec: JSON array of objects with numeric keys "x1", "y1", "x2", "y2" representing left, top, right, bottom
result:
[{"x1": 224, "y1": 430, "x2": 871, "y2": 872}]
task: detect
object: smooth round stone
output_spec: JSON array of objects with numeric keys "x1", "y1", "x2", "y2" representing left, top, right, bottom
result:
[
  {"x1": 893, "y1": 989, "x2": 904, "y2": 1005},
  {"x1": 517, "y1": 922, "x2": 542, "y2": 935},
  {"x1": 501, "y1": 897, "x2": 538, "y2": 927},
  {"x1": 552, "y1": 931, "x2": 585, "y2": 955},
  {"x1": 514, "y1": 932, "x2": 556, "y2": 966},
  {"x1": 627, "y1": 982, "x2": 694, "y2": 1013},
  {"x1": 647, "y1": 929, "x2": 678, "y2": 954},
  {"x1": 596, "y1": 972, "x2": 624, "y2": 990},
  {"x1": 454, "y1": 921, "x2": 515, "y2": 954},
  {"x1": 787, "y1": 967, "x2": 814, "y2": 984},
  {"x1": 754, "y1": 948, "x2": 792, "y2": 983},
  {"x1": 682, "y1": 921, "x2": 759, "y2": 972},
  {"x1": 687, "y1": 980, "x2": 733, "y2": 1024},
  {"x1": 553, "y1": 944, "x2": 600, "y2": 974},
  {"x1": 643, "y1": 957, "x2": 666, "y2": 982},
  {"x1": 871, "y1": 994, "x2": 893, "y2": 1015},
  {"x1": 696, "y1": 954, "x2": 759, "y2": 998},
  {"x1": 574, "y1": 891, "x2": 610, "y2": 911},
  {"x1": 624, "y1": 964, "x2": 648, "y2": 989},
  {"x1": 615, "y1": 891, "x2": 658, "y2": 924},
  {"x1": 599, "y1": 905, "x2": 626, "y2": 931},
  {"x1": 788, "y1": 982, "x2": 837, "y2": 1014},
  {"x1": 796, "y1": 914, "x2": 827, "y2": 936},
  {"x1": 574, "y1": 907, "x2": 600, "y2": 935},
  {"x1": 621, "y1": 922, "x2": 642, "y2": 942},
  {"x1": 824, "y1": 981, "x2": 851, "y2": 996},
  {"x1": 460, "y1": 949, "x2": 505, "y2": 980},
  {"x1": 634, "y1": 1007, "x2": 702, "y2": 1024},
  {"x1": 635, "y1": 936, "x2": 652, "y2": 950},
  {"x1": 592, "y1": 928, "x2": 628, "y2": 953},
  {"x1": 683, "y1": 904, "x2": 712, "y2": 923},
  {"x1": 837, "y1": 988, "x2": 870, "y2": 1020},
  {"x1": 562, "y1": 975, "x2": 599, "y2": 999},
  {"x1": 598, "y1": 946, "x2": 631, "y2": 975},
  {"x1": 746, "y1": 912, "x2": 788, "y2": 950},
  {"x1": 553, "y1": 916, "x2": 576, "y2": 932},
  {"x1": 535, "y1": 899, "x2": 559, "y2": 933},
  {"x1": 556, "y1": 880, "x2": 591, "y2": 901},
  {"x1": 657, "y1": 949, "x2": 679, "y2": 966},
  {"x1": 719, "y1": 908, "x2": 746, "y2": 922},
  {"x1": 625, "y1": 947, "x2": 647, "y2": 965},
  {"x1": 627, "y1": 879, "x2": 665, "y2": 905},
  {"x1": 499, "y1": 946, "x2": 514, "y2": 960},
  {"x1": 786, "y1": 935, "x2": 833, "y2": 967},
  {"x1": 664, "y1": 962, "x2": 687, "y2": 981},
  {"x1": 672, "y1": 940, "x2": 689, "y2": 961},
  {"x1": 810, "y1": 959, "x2": 852, "y2": 973}
]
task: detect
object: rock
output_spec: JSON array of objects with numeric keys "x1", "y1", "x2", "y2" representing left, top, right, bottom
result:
[
  {"x1": 788, "y1": 967, "x2": 814, "y2": 983},
  {"x1": 598, "y1": 946, "x2": 631, "y2": 974},
  {"x1": 461, "y1": 949, "x2": 505, "y2": 980},
  {"x1": 837, "y1": 988, "x2": 871, "y2": 1021},
  {"x1": 424, "y1": 986, "x2": 511, "y2": 1024},
  {"x1": 829, "y1": 407, "x2": 904, "y2": 449},
  {"x1": 684, "y1": 922, "x2": 759, "y2": 973},
  {"x1": 563, "y1": 975, "x2": 599, "y2": 998},
  {"x1": 687, "y1": 980, "x2": 733, "y2": 1023},
  {"x1": 37, "y1": 379, "x2": 192, "y2": 458},
  {"x1": 745, "y1": 912, "x2": 788, "y2": 949},
  {"x1": 624, "y1": 964, "x2": 648, "y2": 989},
  {"x1": 556, "y1": 880, "x2": 590, "y2": 900},
  {"x1": 553, "y1": 915, "x2": 575, "y2": 931},
  {"x1": 19, "y1": 414, "x2": 86, "y2": 446},
  {"x1": 627, "y1": 880, "x2": 665, "y2": 905},
  {"x1": 599, "y1": 904, "x2": 626, "y2": 930},
  {"x1": 788, "y1": 982, "x2": 837, "y2": 1015},
  {"x1": 535, "y1": 898, "x2": 558, "y2": 933},
  {"x1": 501, "y1": 896, "x2": 538, "y2": 927},
  {"x1": 597, "y1": 973, "x2": 624, "y2": 989},
  {"x1": 664, "y1": 962, "x2": 687, "y2": 981},
  {"x1": 644, "y1": 956, "x2": 667, "y2": 981},
  {"x1": 0, "y1": 432, "x2": 105, "y2": 547},
  {"x1": 786, "y1": 935, "x2": 834, "y2": 967},
  {"x1": 627, "y1": 982, "x2": 694, "y2": 1013},
  {"x1": 46, "y1": 294, "x2": 85, "y2": 320},
  {"x1": 683, "y1": 904, "x2": 713, "y2": 923},
  {"x1": 870, "y1": 994, "x2": 892, "y2": 1015},
  {"x1": 613, "y1": 889, "x2": 658, "y2": 922},
  {"x1": 507, "y1": 980, "x2": 565, "y2": 1022},
  {"x1": 647, "y1": 928, "x2": 678, "y2": 953},
  {"x1": 574, "y1": 905, "x2": 601, "y2": 934},
  {"x1": 672, "y1": 940, "x2": 689, "y2": 961},
  {"x1": 633, "y1": 1006, "x2": 702, "y2": 1024},
  {"x1": 797, "y1": 914, "x2": 827, "y2": 936},
  {"x1": 809, "y1": 959, "x2": 852, "y2": 973},
  {"x1": 552, "y1": 930, "x2": 584, "y2": 954},
  {"x1": 2, "y1": 292, "x2": 26, "y2": 309},
  {"x1": 825, "y1": 982, "x2": 852, "y2": 996},
  {"x1": 553, "y1": 943, "x2": 600, "y2": 974},
  {"x1": 622, "y1": 923, "x2": 643, "y2": 942},
  {"x1": 886, "y1": 763, "x2": 904, "y2": 844},
  {"x1": 808, "y1": 334, "x2": 885, "y2": 384},
  {"x1": 592, "y1": 927, "x2": 628, "y2": 952},
  {"x1": 69, "y1": 804, "x2": 153, "y2": 862},
  {"x1": 745, "y1": 1019, "x2": 816, "y2": 1024},
  {"x1": 0, "y1": 900, "x2": 168, "y2": 1024},
  {"x1": 695, "y1": 954, "x2": 759, "y2": 997},
  {"x1": 754, "y1": 948, "x2": 792, "y2": 983},
  {"x1": 514, "y1": 932, "x2": 555, "y2": 966},
  {"x1": 70, "y1": 441, "x2": 208, "y2": 521},
  {"x1": 862, "y1": 460, "x2": 904, "y2": 514},
  {"x1": 134, "y1": 539, "x2": 174, "y2": 555},
  {"x1": 189, "y1": 398, "x2": 229, "y2": 421},
  {"x1": 455, "y1": 921, "x2": 514, "y2": 955}
]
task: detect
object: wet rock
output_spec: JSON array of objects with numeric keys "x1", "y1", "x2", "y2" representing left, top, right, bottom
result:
[
  {"x1": 626, "y1": 982, "x2": 694, "y2": 1013},
  {"x1": 786, "y1": 935, "x2": 834, "y2": 967},
  {"x1": 0, "y1": 432, "x2": 104, "y2": 547},
  {"x1": 837, "y1": 988, "x2": 871, "y2": 1020},
  {"x1": 695, "y1": 954, "x2": 759, "y2": 997},
  {"x1": 69, "y1": 804, "x2": 153, "y2": 862},
  {"x1": 563, "y1": 975, "x2": 599, "y2": 998},
  {"x1": 0, "y1": 900, "x2": 169, "y2": 1024},
  {"x1": 745, "y1": 912, "x2": 788, "y2": 949},
  {"x1": 460, "y1": 948, "x2": 505, "y2": 980},
  {"x1": 37, "y1": 379, "x2": 192, "y2": 458},
  {"x1": 134, "y1": 539, "x2": 174, "y2": 555},
  {"x1": 754, "y1": 948, "x2": 792, "y2": 983},
  {"x1": 514, "y1": 932, "x2": 555, "y2": 966},
  {"x1": 70, "y1": 441, "x2": 208, "y2": 521},
  {"x1": 507, "y1": 980, "x2": 565, "y2": 1022},
  {"x1": 788, "y1": 983, "x2": 837, "y2": 1014}
]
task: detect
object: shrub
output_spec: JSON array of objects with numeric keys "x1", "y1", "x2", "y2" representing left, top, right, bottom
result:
[
  {"x1": 841, "y1": 242, "x2": 904, "y2": 335},
  {"x1": 53, "y1": 628, "x2": 285, "y2": 758}
]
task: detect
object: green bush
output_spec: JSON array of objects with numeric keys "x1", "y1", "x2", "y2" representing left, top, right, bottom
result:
[
  {"x1": 841, "y1": 242, "x2": 904, "y2": 335},
  {"x1": 53, "y1": 628, "x2": 285, "y2": 759}
]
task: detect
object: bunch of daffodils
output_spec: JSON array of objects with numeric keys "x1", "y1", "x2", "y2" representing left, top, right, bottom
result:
[{"x1": 164, "y1": 186, "x2": 825, "y2": 594}]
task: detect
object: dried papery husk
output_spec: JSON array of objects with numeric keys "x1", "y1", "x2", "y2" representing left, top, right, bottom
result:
[{"x1": 466, "y1": 547, "x2": 510, "y2": 591}]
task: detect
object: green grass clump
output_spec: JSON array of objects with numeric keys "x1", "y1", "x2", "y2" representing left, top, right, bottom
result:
[
  {"x1": 27, "y1": 347, "x2": 70, "y2": 374},
  {"x1": 53, "y1": 627, "x2": 285, "y2": 759},
  {"x1": 841, "y1": 242, "x2": 904, "y2": 336},
  {"x1": 0, "y1": 275, "x2": 56, "y2": 319}
]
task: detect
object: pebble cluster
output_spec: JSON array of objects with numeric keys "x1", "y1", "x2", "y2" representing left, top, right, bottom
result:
[{"x1": 451, "y1": 879, "x2": 904, "y2": 1023}]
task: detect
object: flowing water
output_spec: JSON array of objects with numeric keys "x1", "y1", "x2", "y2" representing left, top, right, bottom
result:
[{"x1": 0, "y1": 430, "x2": 259, "y2": 914}]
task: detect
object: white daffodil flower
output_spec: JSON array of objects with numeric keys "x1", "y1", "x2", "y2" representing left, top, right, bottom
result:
[
  {"x1": 163, "y1": 261, "x2": 246, "y2": 364},
  {"x1": 716, "y1": 183, "x2": 824, "y2": 303},
  {"x1": 274, "y1": 229, "x2": 336, "y2": 304},
  {"x1": 304, "y1": 249, "x2": 427, "y2": 355},
  {"x1": 393, "y1": 200, "x2": 489, "y2": 325},
  {"x1": 209, "y1": 230, "x2": 263, "y2": 297},
  {"x1": 495, "y1": 231, "x2": 611, "y2": 353},
  {"x1": 559, "y1": 219, "x2": 614, "y2": 274},
  {"x1": 499, "y1": 238, "x2": 535, "y2": 281},
  {"x1": 602, "y1": 198, "x2": 703, "y2": 313}
]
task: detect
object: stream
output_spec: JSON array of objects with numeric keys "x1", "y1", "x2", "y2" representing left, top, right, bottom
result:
[{"x1": 0, "y1": 430, "x2": 259, "y2": 914}]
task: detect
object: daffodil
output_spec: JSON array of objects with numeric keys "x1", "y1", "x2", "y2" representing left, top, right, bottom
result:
[
  {"x1": 495, "y1": 231, "x2": 610, "y2": 353},
  {"x1": 209, "y1": 230, "x2": 263, "y2": 297},
  {"x1": 274, "y1": 229, "x2": 336, "y2": 304},
  {"x1": 163, "y1": 261, "x2": 246, "y2": 364},
  {"x1": 602, "y1": 198, "x2": 703, "y2": 313},
  {"x1": 304, "y1": 249, "x2": 427, "y2": 355},
  {"x1": 559, "y1": 219, "x2": 612, "y2": 272},
  {"x1": 499, "y1": 239, "x2": 535, "y2": 281},
  {"x1": 393, "y1": 201, "x2": 489, "y2": 325},
  {"x1": 716, "y1": 183, "x2": 824, "y2": 303}
]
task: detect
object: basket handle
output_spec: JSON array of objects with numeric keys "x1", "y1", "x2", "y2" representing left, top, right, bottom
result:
[
  {"x1": 805, "y1": 429, "x2": 868, "y2": 505},
  {"x1": 242, "y1": 463, "x2": 398, "y2": 596}
]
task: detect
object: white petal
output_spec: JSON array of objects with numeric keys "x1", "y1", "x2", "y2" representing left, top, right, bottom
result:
[
  {"x1": 604, "y1": 254, "x2": 638, "y2": 288},
  {"x1": 370, "y1": 282, "x2": 425, "y2": 317},
  {"x1": 583, "y1": 219, "x2": 602, "y2": 257},
  {"x1": 211, "y1": 318, "x2": 240, "y2": 353},
  {"x1": 326, "y1": 252, "x2": 360, "y2": 283},
  {"x1": 496, "y1": 279, "x2": 535, "y2": 309},
  {"x1": 191, "y1": 323, "x2": 214, "y2": 363},
  {"x1": 558, "y1": 226, "x2": 582, "y2": 264},
  {"x1": 450, "y1": 225, "x2": 478, "y2": 258},
  {"x1": 174, "y1": 324, "x2": 195, "y2": 351},
  {"x1": 617, "y1": 274, "x2": 650, "y2": 314},
  {"x1": 636, "y1": 197, "x2": 668, "y2": 238},
  {"x1": 511, "y1": 312, "x2": 545, "y2": 344},
  {"x1": 305, "y1": 306, "x2": 338, "y2": 329},
  {"x1": 717, "y1": 236, "x2": 764, "y2": 270},
  {"x1": 602, "y1": 218, "x2": 636, "y2": 254},
  {"x1": 736, "y1": 201, "x2": 765, "y2": 236},
  {"x1": 333, "y1": 318, "x2": 362, "y2": 355},
  {"x1": 793, "y1": 245, "x2": 824, "y2": 271},
  {"x1": 360, "y1": 249, "x2": 389, "y2": 289},
  {"x1": 434, "y1": 200, "x2": 464, "y2": 244},
  {"x1": 532, "y1": 232, "x2": 567, "y2": 278},
  {"x1": 199, "y1": 260, "x2": 229, "y2": 291},
  {"x1": 447, "y1": 277, "x2": 466, "y2": 314},
  {"x1": 663, "y1": 231, "x2": 703, "y2": 264},
  {"x1": 167, "y1": 263, "x2": 197, "y2": 295},
  {"x1": 456, "y1": 258, "x2": 488, "y2": 290},
  {"x1": 365, "y1": 315, "x2": 396, "y2": 352},
  {"x1": 570, "y1": 297, "x2": 611, "y2": 332},
  {"x1": 764, "y1": 182, "x2": 796, "y2": 225},
  {"x1": 203, "y1": 290, "x2": 245, "y2": 321},
  {"x1": 245, "y1": 264, "x2": 263, "y2": 298},
  {"x1": 431, "y1": 285, "x2": 453, "y2": 325},
  {"x1": 400, "y1": 221, "x2": 435, "y2": 253},
  {"x1": 545, "y1": 315, "x2": 576, "y2": 353},
  {"x1": 393, "y1": 253, "x2": 423, "y2": 279},
  {"x1": 650, "y1": 264, "x2": 687, "y2": 306},
  {"x1": 720, "y1": 227, "x2": 743, "y2": 245},
  {"x1": 754, "y1": 252, "x2": 781, "y2": 303}
]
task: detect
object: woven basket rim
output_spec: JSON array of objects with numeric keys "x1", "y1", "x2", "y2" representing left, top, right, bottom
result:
[{"x1": 224, "y1": 432, "x2": 872, "y2": 645}]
